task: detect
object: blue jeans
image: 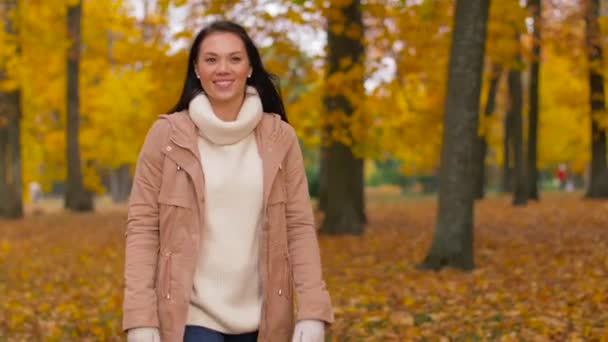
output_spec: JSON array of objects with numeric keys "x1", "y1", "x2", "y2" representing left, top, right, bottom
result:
[{"x1": 183, "y1": 325, "x2": 259, "y2": 342}]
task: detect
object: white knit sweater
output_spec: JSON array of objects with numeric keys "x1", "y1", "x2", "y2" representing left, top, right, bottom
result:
[{"x1": 185, "y1": 87, "x2": 264, "y2": 333}]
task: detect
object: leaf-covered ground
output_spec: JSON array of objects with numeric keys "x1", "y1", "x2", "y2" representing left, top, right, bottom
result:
[{"x1": 0, "y1": 192, "x2": 606, "y2": 341}]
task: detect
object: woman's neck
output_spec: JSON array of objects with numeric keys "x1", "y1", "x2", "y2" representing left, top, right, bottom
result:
[{"x1": 209, "y1": 94, "x2": 245, "y2": 122}]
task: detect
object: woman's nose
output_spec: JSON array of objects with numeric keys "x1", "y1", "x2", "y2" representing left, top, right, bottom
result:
[{"x1": 217, "y1": 59, "x2": 229, "y2": 73}]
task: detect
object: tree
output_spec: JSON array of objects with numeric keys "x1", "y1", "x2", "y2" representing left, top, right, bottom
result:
[
  {"x1": 502, "y1": 103, "x2": 513, "y2": 193},
  {"x1": 584, "y1": 0, "x2": 608, "y2": 198},
  {"x1": 419, "y1": 0, "x2": 490, "y2": 271},
  {"x1": 104, "y1": 1, "x2": 162, "y2": 203},
  {"x1": 366, "y1": 1, "x2": 452, "y2": 178},
  {"x1": 0, "y1": 0, "x2": 23, "y2": 218},
  {"x1": 65, "y1": 0, "x2": 93, "y2": 211},
  {"x1": 508, "y1": 46, "x2": 527, "y2": 206},
  {"x1": 474, "y1": 64, "x2": 501, "y2": 199},
  {"x1": 320, "y1": 0, "x2": 366, "y2": 234},
  {"x1": 318, "y1": 145, "x2": 329, "y2": 212},
  {"x1": 482, "y1": 0, "x2": 527, "y2": 195},
  {"x1": 527, "y1": 0, "x2": 541, "y2": 200},
  {"x1": 104, "y1": 30, "x2": 131, "y2": 203}
]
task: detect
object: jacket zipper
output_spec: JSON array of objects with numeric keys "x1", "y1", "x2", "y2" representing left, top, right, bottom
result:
[
  {"x1": 161, "y1": 250, "x2": 172, "y2": 300},
  {"x1": 257, "y1": 212, "x2": 269, "y2": 341},
  {"x1": 284, "y1": 251, "x2": 291, "y2": 299}
]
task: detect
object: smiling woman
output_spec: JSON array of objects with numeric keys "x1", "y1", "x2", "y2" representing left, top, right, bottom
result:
[
  {"x1": 195, "y1": 32, "x2": 252, "y2": 120},
  {"x1": 168, "y1": 21, "x2": 287, "y2": 124},
  {"x1": 122, "y1": 20, "x2": 333, "y2": 342}
]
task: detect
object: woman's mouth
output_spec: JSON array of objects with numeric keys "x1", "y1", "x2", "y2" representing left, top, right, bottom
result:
[{"x1": 213, "y1": 80, "x2": 234, "y2": 89}]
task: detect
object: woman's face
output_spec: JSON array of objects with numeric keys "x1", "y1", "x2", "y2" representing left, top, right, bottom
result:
[{"x1": 195, "y1": 32, "x2": 252, "y2": 105}]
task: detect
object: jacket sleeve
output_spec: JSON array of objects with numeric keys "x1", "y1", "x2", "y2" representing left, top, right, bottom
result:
[
  {"x1": 122, "y1": 119, "x2": 170, "y2": 331},
  {"x1": 283, "y1": 127, "x2": 334, "y2": 324}
]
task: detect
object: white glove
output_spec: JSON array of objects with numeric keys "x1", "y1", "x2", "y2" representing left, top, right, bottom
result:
[
  {"x1": 127, "y1": 327, "x2": 161, "y2": 342},
  {"x1": 291, "y1": 320, "x2": 325, "y2": 342}
]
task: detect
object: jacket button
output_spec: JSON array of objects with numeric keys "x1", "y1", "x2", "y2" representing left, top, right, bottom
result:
[
  {"x1": 165, "y1": 251, "x2": 171, "y2": 256},
  {"x1": 177, "y1": 165, "x2": 181, "y2": 171},
  {"x1": 166, "y1": 146, "x2": 172, "y2": 152},
  {"x1": 166, "y1": 293, "x2": 171, "y2": 299},
  {"x1": 278, "y1": 289, "x2": 282, "y2": 296}
]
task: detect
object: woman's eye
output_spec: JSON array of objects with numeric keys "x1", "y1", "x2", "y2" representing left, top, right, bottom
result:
[
  {"x1": 205, "y1": 58, "x2": 216, "y2": 63},
  {"x1": 231, "y1": 57, "x2": 241, "y2": 62}
]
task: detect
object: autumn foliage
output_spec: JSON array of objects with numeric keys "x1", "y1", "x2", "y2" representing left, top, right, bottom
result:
[
  {"x1": 0, "y1": 194, "x2": 606, "y2": 340},
  {"x1": 0, "y1": 0, "x2": 601, "y2": 194}
]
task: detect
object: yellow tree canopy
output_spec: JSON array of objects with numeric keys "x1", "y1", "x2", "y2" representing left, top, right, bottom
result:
[{"x1": 0, "y1": 0, "x2": 598, "y2": 196}]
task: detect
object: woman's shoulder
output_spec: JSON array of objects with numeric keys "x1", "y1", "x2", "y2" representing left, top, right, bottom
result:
[
  {"x1": 260, "y1": 112, "x2": 297, "y2": 139},
  {"x1": 150, "y1": 110, "x2": 195, "y2": 136},
  {"x1": 140, "y1": 111, "x2": 191, "y2": 146},
  {"x1": 158, "y1": 110, "x2": 190, "y2": 126}
]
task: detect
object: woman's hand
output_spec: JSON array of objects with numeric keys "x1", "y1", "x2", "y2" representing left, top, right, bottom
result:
[
  {"x1": 127, "y1": 327, "x2": 161, "y2": 342},
  {"x1": 291, "y1": 320, "x2": 325, "y2": 342}
]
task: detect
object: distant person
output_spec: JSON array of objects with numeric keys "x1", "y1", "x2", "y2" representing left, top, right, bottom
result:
[
  {"x1": 557, "y1": 163, "x2": 567, "y2": 189},
  {"x1": 122, "y1": 20, "x2": 333, "y2": 342},
  {"x1": 565, "y1": 179, "x2": 575, "y2": 192},
  {"x1": 28, "y1": 181, "x2": 41, "y2": 204}
]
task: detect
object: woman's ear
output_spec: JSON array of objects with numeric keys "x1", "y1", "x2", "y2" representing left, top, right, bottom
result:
[{"x1": 193, "y1": 63, "x2": 200, "y2": 79}]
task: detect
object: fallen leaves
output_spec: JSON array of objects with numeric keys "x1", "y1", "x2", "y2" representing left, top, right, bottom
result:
[
  {"x1": 0, "y1": 193, "x2": 606, "y2": 340},
  {"x1": 0, "y1": 212, "x2": 125, "y2": 341},
  {"x1": 319, "y1": 193, "x2": 608, "y2": 341}
]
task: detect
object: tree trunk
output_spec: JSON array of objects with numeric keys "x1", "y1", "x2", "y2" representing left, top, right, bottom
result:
[
  {"x1": 320, "y1": 0, "x2": 366, "y2": 235},
  {"x1": 322, "y1": 145, "x2": 365, "y2": 234},
  {"x1": 0, "y1": 115, "x2": 7, "y2": 214},
  {"x1": 105, "y1": 19, "x2": 133, "y2": 203},
  {"x1": 318, "y1": 145, "x2": 328, "y2": 212},
  {"x1": 0, "y1": 92, "x2": 23, "y2": 219},
  {"x1": 418, "y1": 0, "x2": 490, "y2": 271},
  {"x1": 508, "y1": 56, "x2": 527, "y2": 206},
  {"x1": 0, "y1": 0, "x2": 23, "y2": 219},
  {"x1": 65, "y1": 1, "x2": 93, "y2": 211},
  {"x1": 109, "y1": 165, "x2": 132, "y2": 203},
  {"x1": 502, "y1": 112, "x2": 512, "y2": 193},
  {"x1": 584, "y1": 0, "x2": 608, "y2": 198},
  {"x1": 527, "y1": 0, "x2": 541, "y2": 200},
  {"x1": 355, "y1": 159, "x2": 367, "y2": 224},
  {"x1": 474, "y1": 64, "x2": 501, "y2": 199}
]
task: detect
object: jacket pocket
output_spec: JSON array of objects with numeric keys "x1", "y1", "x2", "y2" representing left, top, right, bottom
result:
[
  {"x1": 267, "y1": 166, "x2": 288, "y2": 248},
  {"x1": 158, "y1": 158, "x2": 193, "y2": 209},
  {"x1": 158, "y1": 160, "x2": 193, "y2": 248}
]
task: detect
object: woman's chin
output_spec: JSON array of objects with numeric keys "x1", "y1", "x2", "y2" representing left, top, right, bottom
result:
[{"x1": 209, "y1": 90, "x2": 241, "y2": 104}]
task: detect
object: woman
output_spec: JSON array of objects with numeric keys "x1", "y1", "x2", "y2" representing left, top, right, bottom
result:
[{"x1": 122, "y1": 20, "x2": 333, "y2": 342}]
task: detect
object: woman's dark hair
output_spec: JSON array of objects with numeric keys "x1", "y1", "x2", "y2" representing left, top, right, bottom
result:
[{"x1": 169, "y1": 20, "x2": 287, "y2": 122}]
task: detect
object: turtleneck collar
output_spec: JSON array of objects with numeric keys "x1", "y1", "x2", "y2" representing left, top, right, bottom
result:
[{"x1": 188, "y1": 86, "x2": 263, "y2": 145}]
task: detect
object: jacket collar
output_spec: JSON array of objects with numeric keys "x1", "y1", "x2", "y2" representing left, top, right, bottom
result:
[
  {"x1": 159, "y1": 111, "x2": 292, "y2": 211},
  {"x1": 160, "y1": 111, "x2": 289, "y2": 155}
]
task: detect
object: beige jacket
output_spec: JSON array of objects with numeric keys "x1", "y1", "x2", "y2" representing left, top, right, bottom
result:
[{"x1": 122, "y1": 111, "x2": 334, "y2": 341}]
